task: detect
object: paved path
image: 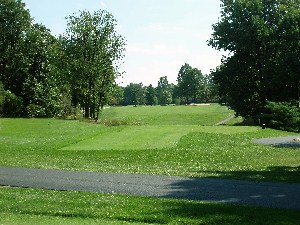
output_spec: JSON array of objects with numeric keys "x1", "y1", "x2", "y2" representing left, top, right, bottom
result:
[
  {"x1": 253, "y1": 135, "x2": 300, "y2": 147},
  {"x1": 0, "y1": 166, "x2": 299, "y2": 210},
  {"x1": 214, "y1": 115, "x2": 235, "y2": 126}
]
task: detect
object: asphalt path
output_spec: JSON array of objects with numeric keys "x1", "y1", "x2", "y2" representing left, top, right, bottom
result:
[
  {"x1": 253, "y1": 135, "x2": 300, "y2": 147},
  {"x1": 0, "y1": 166, "x2": 299, "y2": 210}
]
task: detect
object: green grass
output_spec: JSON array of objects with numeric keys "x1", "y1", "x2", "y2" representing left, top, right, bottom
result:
[
  {"x1": 99, "y1": 104, "x2": 233, "y2": 125},
  {"x1": 0, "y1": 187, "x2": 299, "y2": 225},
  {"x1": 61, "y1": 125, "x2": 259, "y2": 150},
  {"x1": 0, "y1": 106, "x2": 299, "y2": 182},
  {"x1": 0, "y1": 105, "x2": 299, "y2": 224}
]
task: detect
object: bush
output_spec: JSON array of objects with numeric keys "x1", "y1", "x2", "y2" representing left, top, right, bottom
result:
[
  {"x1": 1, "y1": 90, "x2": 24, "y2": 117},
  {"x1": 261, "y1": 101, "x2": 300, "y2": 132},
  {"x1": 26, "y1": 104, "x2": 46, "y2": 118}
]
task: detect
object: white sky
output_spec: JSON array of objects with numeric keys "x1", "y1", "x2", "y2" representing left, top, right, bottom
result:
[{"x1": 23, "y1": 0, "x2": 225, "y2": 86}]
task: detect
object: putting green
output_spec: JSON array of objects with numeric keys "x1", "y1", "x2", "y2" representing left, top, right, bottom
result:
[{"x1": 61, "y1": 125, "x2": 258, "y2": 151}]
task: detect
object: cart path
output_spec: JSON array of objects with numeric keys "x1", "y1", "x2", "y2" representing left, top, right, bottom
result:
[
  {"x1": 0, "y1": 166, "x2": 299, "y2": 210},
  {"x1": 215, "y1": 115, "x2": 235, "y2": 126},
  {"x1": 253, "y1": 135, "x2": 300, "y2": 147}
]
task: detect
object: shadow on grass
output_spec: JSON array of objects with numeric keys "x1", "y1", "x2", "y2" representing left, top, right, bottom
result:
[
  {"x1": 210, "y1": 166, "x2": 300, "y2": 183},
  {"x1": 158, "y1": 166, "x2": 300, "y2": 224},
  {"x1": 161, "y1": 199, "x2": 300, "y2": 225},
  {"x1": 162, "y1": 166, "x2": 300, "y2": 211}
]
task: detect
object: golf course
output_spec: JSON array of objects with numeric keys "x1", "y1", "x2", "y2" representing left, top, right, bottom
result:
[{"x1": 0, "y1": 104, "x2": 299, "y2": 224}]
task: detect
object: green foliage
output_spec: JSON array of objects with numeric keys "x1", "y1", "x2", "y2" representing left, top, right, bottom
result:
[
  {"x1": 123, "y1": 83, "x2": 145, "y2": 106},
  {"x1": 0, "y1": 82, "x2": 5, "y2": 112},
  {"x1": 25, "y1": 104, "x2": 46, "y2": 118},
  {"x1": 1, "y1": 90, "x2": 23, "y2": 117},
  {"x1": 0, "y1": 1, "x2": 124, "y2": 119},
  {"x1": 63, "y1": 10, "x2": 126, "y2": 120},
  {"x1": 209, "y1": 0, "x2": 300, "y2": 120},
  {"x1": 145, "y1": 84, "x2": 158, "y2": 106},
  {"x1": 262, "y1": 101, "x2": 300, "y2": 132},
  {"x1": 177, "y1": 63, "x2": 203, "y2": 104},
  {"x1": 0, "y1": 0, "x2": 31, "y2": 96},
  {"x1": 156, "y1": 76, "x2": 172, "y2": 105},
  {"x1": 110, "y1": 85, "x2": 124, "y2": 106},
  {"x1": 0, "y1": 1, "x2": 71, "y2": 118}
]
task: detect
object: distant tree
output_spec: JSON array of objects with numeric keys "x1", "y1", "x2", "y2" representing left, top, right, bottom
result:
[
  {"x1": 156, "y1": 76, "x2": 172, "y2": 105},
  {"x1": 198, "y1": 75, "x2": 219, "y2": 103},
  {"x1": 177, "y1": 63, "x2": 204, "y2": 104},
  {"x1": 124, "y1": 83, "x2": 145, "y2": 106},
  {"x1": 110, "y1": 85, "x2": 124, "y2": 105},
  {"x1": 145, "y1": 84, "x2": 158, "y2": 106},
  {"x1": 63, "y1": 10, "x2": 125, "y2": 120}
]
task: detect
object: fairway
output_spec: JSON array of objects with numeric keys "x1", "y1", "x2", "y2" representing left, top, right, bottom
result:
[
  {"x1": 61, "y1": 125, "x2": 259, "y2": 150},
  {"x1": 99, "y1": 104, "x2": 234, "y2": 125}
]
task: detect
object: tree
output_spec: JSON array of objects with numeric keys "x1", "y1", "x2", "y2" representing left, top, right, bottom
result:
[
  {"x1": 110, "y1": 85, "x2": 124, "y2": 106},
  {"x1": 209, "y1": 0, "x2": 300, "y2": 119},
  {"x1": 156, "y1": 76, "x2": 172, "y2": 105},
  {"x1": 145, "y1": 84, "x2": 158, "y2": 106},
  {"x1": 22, "y1": 24, "x2": 67, "y2": 117},
  {"x1": 0, "y1": 0, "x2": 31, "y2": 104},
  {"x1": 177, "y1": 63, "x2": 203, "y2": 104},
  {"x1": 0, "y1": 0, "x2": 67, "y2": 117},
  {"x1": 200, "y1": 75, "x2": 219, "y2": 103},
  {"x1": 123, "y1": 83, "x2": 145, "y2": 106},
  {"x1": 63, "y1": 10, "x2": 125, "y2": 120}
]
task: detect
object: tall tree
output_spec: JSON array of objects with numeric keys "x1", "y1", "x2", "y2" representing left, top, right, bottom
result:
[
  {"x1": 123, "y1": 83, "x2": 145, "y2": 106},
  {"x1": 0, "y1": 0, "x2": 31, "y2": 99},
  {"x1": 63, "y1": 10, "x2": 125, "y2": 120},
  {"x1": 177, "y1": 63, "x2": 203, "y2": 104},
  {"x1": 209, "y1": 0, "x2": 300, "y2": 119},
  {"x1": 22, "y1": 24, "x2": 66, "y2": 117},
  {"x1": 156, "y1": 76, "x2": 172, "y2": 105},
  {"x1": 145, "y1": 84, "x2": 158, "y2": 106},
  {"x1": 0, "y1": 0, "x2": 67, "y2": 117}
]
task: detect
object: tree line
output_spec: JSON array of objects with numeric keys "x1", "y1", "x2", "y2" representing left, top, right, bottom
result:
[
  {"x1": 0, "y1": 0, "x2": 218, "y2": 119},
  {"x1": 0, "y1": 0, "x2": 125, "y2": 120},
  {"x1": 209, "y1": 0, "x2": 300, "y2": 131},
  {"x1": 2, "y1": 0, "x2": 299, "y2": 131},
  {"x1": 111, "y1": 64, "x2": 218, "y2": 107}
]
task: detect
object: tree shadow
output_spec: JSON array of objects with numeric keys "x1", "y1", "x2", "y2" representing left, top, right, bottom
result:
[
  {"x1": 161, "y1": 166, "x2": 300, "y2": 209},
  {"x1": 207, "y1": 166, "x2": 300, "y2": 183},
  {"x1": 159, "y1": 198, "x2": 300, "y2": 225},
  {"x1": 157, "y1": 166, "x2": 300, "y2": 224},
  {"x1": 273, "y1": 143, "x2": 300, "y2": 148}
]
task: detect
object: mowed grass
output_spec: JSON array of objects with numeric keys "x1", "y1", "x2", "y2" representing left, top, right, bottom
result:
[
  {"x1": 0, "y1": 187, "x2": 299, "y2": 225},
  {"x1": 61, "y1": 125, "x2": 258, "y2": 150},
  {"x1": 99, "y1": 104, "x2": 233, "y2": 125},
  {"x1": 0, "y1": 105, "x2": 300, "y2": 224},
  {"x1": 0, "y1": 105, "x2": 299, "y2": 182}
]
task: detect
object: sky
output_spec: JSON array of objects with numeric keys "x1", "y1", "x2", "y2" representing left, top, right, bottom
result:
[{"x1": 23, "y1": 0, "x2": 225, "y2": 86}]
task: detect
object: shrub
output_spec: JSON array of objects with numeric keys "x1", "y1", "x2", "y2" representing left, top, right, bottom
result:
[
  {"x1": 261, "y1": 101, "x2": 300, "y2": 132},
  {"x1": 1, "y1": 90, "x2": 24, "y2": 117},
  {"x1": 26, "y1": 104, "x2": 46, "y2": 118}
]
